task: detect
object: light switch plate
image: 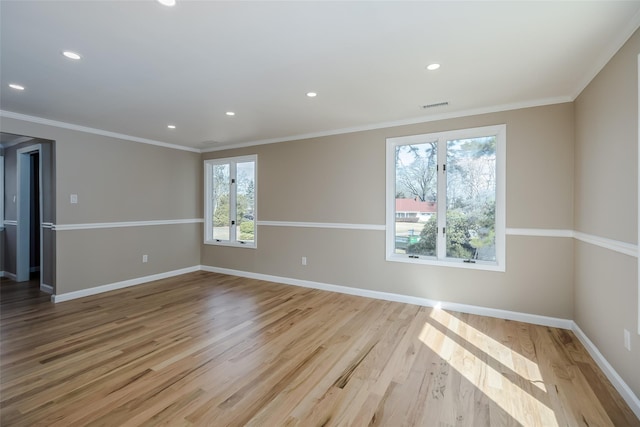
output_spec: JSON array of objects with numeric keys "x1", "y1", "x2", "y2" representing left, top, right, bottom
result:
[{"x1": 624, "y1": 329, "x2": 631, "y2": 351}]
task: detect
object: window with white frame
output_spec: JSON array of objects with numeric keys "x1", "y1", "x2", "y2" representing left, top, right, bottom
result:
[
  {"x1": 386, "y1": 125, "x2": 505, "y2": 271},
  {"x1": 204, "y1": 155, "x2": 257, "y2": 247}
]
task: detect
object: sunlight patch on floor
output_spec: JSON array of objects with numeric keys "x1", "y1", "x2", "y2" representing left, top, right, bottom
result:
[
  {"x1": 420, "y1": 309, "x2": 559, "y2": 426},
  {"x1": 429, "y1": 307, "x2": 547, "y2": 392}
]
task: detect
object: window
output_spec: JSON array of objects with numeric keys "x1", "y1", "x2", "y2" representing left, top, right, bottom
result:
[
  {"x1": 386, "y1": 125, "x2": 505, "y2": 271},
  {"x1": 204, "y1": 155, "x2": 257, "y2": 247}
]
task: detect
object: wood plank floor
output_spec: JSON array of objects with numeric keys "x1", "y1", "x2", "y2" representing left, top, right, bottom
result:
[{"x1": 1, "y1": 271, "x2": 638, "y2": 426}]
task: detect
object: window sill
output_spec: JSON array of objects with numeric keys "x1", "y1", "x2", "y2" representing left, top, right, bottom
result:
[
  {"x1": 386, "y1": 254, "x2": 504, "y2": 272},
  {"x1": 204, "y1": 240, "x2": 257, "y2": 249}
]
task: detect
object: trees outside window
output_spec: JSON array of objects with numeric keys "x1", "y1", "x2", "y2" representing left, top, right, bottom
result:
[{"x1": 386, "y1": 125, "x2": 505, "y2": 271}]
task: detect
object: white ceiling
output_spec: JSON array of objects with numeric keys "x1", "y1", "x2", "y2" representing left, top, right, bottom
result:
[{"x1": 1, "y1": 1, "x2": 639, "y2": 151}]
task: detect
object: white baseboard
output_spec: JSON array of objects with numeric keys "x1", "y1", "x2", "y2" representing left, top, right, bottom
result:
[
  {"x1": 40, "y1": 283, "x2": 53, "y2": 294},
  {"x1": 201, "y1": 265, "x2": 640, "y2": 417},
  {"x1": 44, "y1": 263, "x2": 639, "y2": 419},
  {"x1": 1, "y1": 271, "x2": 17, "y2": 281},
  {"x1": 51, "y1": 266, "x2": 200, "y2": 303},
  {"x1": 198, "y1": 265, "x2": 573, "y2": 330},
  {"x1": 572, "y1": 323, "x2": 640, "y2": 420}
]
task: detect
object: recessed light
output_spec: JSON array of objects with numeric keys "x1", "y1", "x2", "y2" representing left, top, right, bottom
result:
[
  {"x1": 157, "y1": 0, "x2": 176, "y2": 6},
  {"x1": 426, "y1": 63, "x2": 440, "y2": 71},
  {"x1": 306, "y1": 92, "x2": 317, "y2": 98},
  {"x1": 62, "y1": 51, "x2": 82, "y2": 60},
  {"x1": 167, "y1": 125, "x2": 176, "y2": 129},
  {"x1": 226, "y1": 111, "x2": 235, "y2": 116},
  {"x1": 9, "y1": 83, "x2": 25, "y2": 91}
]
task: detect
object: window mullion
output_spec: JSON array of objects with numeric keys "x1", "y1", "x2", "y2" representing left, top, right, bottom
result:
[
  {"x1": 229, "y1": 161, "x2": 237, "y2": 242},
  {"x1": 204, "y1": 163, "x2": 210, "y2": 241},
  {"x1": 436, "y1": 138, "x2": 447, "y2": 260}
]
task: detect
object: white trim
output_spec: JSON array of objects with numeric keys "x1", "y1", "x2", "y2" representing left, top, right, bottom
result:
[
  {"x1": 53, "y1": 218, "x2": 203, "y2": 231},
  {"x1": 32, "y1": 260, "x2": 640, "y2": 415},
  {"x1": 572, "y1": 322, "x2": 640, "y2": 420},
  {"x1": 42, "y1": 221, "x2": 635, "y2": 259},
  {"x1": 506, "y1": 228, "x2": 574, "y2": 238},
  {"x1": 199, "y1": 265, "x2": 573, "y2": 330},
  {"x1": 256, "y1": 220, "x2": 385, "y2": 231},
  {"x1": 251, "y1": 222, "x2": 639, "y2": 260},
  {"x1": 574, "y1": 231, "x2": 638, "y2": 258},
  {"x1": 3, "y1": 220, "x2": 17, "y2": 226},
  {"x1": 385, "y1": 255, "x2": 505, "y2": 272},
  {"x1": 507, "y1": 228, "x2": 639, "y2": 258},
  {"x1": 40, "y1": 284, "x2": 53, "y2": 294},
  {"x1": 2, "y1": 271, "x2": 17, "y2": 281},
  {"x1": 0, "y1": 110, "x2": 200, "y2": 153},
  {"x1": 51, "y1": 266, "x2": 200, "y2": 303},
  {"x1": 202, "y1": 97, "x2": 570, "y2": 152},
  {"x1": 198, "y1": 265, "x2": 639, "y2": 414},
  {"x1": 1, "y1": 10, "x2": 635, "y2": 160},
  {"x1": 0, "y1": 136, "x2": 34, "y2": 149},
  {"x1": 4, "y1": 99, "x2": 573, "y2": 156},
  {"x1": 38, "y1": 263, "x2": 640, "y2": 417}
]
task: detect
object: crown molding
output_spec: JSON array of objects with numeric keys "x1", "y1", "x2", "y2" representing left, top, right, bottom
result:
[
  {"x1": 202, "y1": 96, "x2": 572, "y2": 152},
  {"x1": 0, "y1": 110, "x2": 200, "y2": 153},
  {"x1": 3, "y1": 97, "x2": 574, "y2": 155}
]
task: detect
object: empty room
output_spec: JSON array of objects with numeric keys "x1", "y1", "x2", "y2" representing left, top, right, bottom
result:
[{"x1": 1, "y1": 1, "x2": 639, "y2": 425}]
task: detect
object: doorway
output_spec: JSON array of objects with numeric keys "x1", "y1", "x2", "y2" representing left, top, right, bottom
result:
[
  {"x1": 16, "y1": 144, "x2": 42, "y2": 284},
  {"x1": 1, "y1": 133, "x2": 55, "y2": 294}
]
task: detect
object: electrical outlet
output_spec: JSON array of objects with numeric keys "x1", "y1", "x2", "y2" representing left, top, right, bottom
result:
[
  {"x1": 142, "y1": 254, "x2": 148, "y2": 263},
  {"x1": 301, "y1": 256, "x2": 307, "y2": 266},
  {"x1": 70, "y1": 194, "x2": 78, "y2": 204},
  {"x1": 624, "y1": 329, "x2": 631, "y2": 351}
]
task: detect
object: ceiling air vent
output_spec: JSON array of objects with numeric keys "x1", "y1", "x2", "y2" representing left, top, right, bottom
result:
[{"x1": 421, "y1": 102, "x2": 449, "y2": 109}]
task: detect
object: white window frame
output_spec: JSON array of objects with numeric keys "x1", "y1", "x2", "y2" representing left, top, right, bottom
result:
[
  {"x1": 386, "y1": 124, "x2": 506, "y2": 272},
  {"x1": 204, "y1": 154, "x2": 257, "y2": 248}
]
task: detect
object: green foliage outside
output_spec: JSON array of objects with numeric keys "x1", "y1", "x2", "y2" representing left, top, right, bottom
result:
[
  {"x1": 212, "y1": 193, "x2": 254, "y2": 241},
  {"x1": 213, "y1": 193, "x2": 229, "y2": 227},
  {"x1": 213, "y1": 194, "x2": 252, "y2": 227},
  {"x1": 239, "y1": 220, "x2": 255, "y2": 240},
  {"x1": 407, "y1": 201, "x2": 495, "y2": 260}
]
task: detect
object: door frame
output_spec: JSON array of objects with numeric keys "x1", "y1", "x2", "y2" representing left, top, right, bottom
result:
[{"x1": 16, "y1": 144, "x2": 42, "y2": 284}]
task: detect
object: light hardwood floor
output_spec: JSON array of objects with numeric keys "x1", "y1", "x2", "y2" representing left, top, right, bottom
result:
[{"x1": 1, "y1": 271, "x2": 638, "y2": 426}]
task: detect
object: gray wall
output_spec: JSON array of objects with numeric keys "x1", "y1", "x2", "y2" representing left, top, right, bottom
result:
[
  {"x1": 1, "y1": 146, "x2": 4, "y2": 275},
  {"x1": 0, "y1": 117, "x2": 202, "y2": 294},
  {"x1": 574, "y1": 29, "x2": 639, "y2": 398},
  {"x1": 0, "y1": 229, "x2": 3, "y2": 275},
  {"x1": 202, "y1": 102, "x2": 576, "y2": 320}
]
